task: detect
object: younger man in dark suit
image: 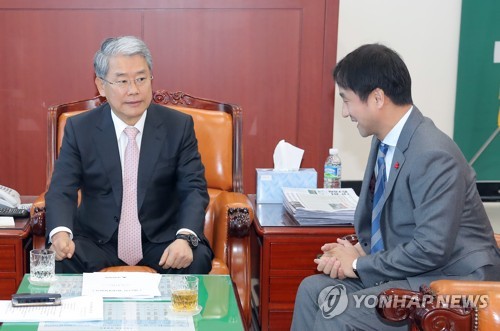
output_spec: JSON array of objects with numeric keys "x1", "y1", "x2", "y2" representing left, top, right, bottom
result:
[{"x1": 46, "y1": 36, "x2": 213, "y2": 274}]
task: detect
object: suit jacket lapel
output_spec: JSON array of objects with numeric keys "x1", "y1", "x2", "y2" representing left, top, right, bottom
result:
[
  {"x1": 383, "y1": 107, "x2": 424, "y2": 200},
  {"x1": 93, "y1": 103, "x2": 123, "y2": 208},
  {"x1": 384, "y1": 151, "x2": 405, "y2": 198},
  {"x1": 137, "y1": 104, "x2": 167, "y2": 211}
]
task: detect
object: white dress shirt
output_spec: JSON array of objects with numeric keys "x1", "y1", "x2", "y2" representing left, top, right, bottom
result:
[{"x1": 378, "y1": 106, "x2": 413, "y2": 181}]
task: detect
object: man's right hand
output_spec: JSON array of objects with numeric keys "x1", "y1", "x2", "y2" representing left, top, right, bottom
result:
[
  {"x1": 50, "y1": 232, "x2": 75, "y2": 261},
  {"x1": 321, "y1": 242, "x2": 340, "y2": 255}
]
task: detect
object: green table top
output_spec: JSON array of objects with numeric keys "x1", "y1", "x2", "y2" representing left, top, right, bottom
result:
[{"x1": 0, "y1": 274, "x2": 244, "y2": 331}]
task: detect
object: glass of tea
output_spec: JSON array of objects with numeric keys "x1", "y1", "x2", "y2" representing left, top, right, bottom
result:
[{"x1": 171, "y1": 275, "x2": 199, "y2": 312}]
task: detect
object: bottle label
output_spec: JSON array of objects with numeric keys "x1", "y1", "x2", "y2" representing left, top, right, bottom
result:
[{"x1": 324, "y1": 164, "x2": 341, "y2": 178}]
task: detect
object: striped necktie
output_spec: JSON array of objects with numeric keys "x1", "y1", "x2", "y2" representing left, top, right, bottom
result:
[{"x1": 371, "y1": 142, "x2": 389, "y2": 254}]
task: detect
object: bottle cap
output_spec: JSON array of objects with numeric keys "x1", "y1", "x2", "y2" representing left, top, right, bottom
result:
[{"x1": 329, "y1": 148, "x2": 338, "y2": 155}]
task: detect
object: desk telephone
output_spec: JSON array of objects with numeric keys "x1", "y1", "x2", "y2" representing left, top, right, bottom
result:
[{"x1": 0, "y1": 185, "x2": 30, "y2": 217}]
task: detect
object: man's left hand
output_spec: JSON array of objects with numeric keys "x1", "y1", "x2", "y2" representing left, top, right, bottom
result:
[
  {"x1": 159, "y1": 239, "x2": 193, "y2": 269},
  {"x1": 315, "y1": 255, "x2": 347, "y2": 279},
  {"x1": 330, "y1": 238, "x2": 360, "y2": 278}
]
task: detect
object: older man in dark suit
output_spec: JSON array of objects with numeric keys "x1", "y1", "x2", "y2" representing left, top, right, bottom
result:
[{"x1": 45, "y1": 36, "x2": 213, "y2": 274}]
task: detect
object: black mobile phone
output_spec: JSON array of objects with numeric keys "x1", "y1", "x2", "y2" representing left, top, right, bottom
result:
[{"x1": 11, "y1": 293, "x2": 62, "y2": 307}]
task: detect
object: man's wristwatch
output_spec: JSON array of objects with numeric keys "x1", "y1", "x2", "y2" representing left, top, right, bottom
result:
[
  {"x1": 176, "y1": 233, "x2": 199, "y2": 248},
  {"x1": 352, "y1": 258, "x2": 359, "y2": 278}
]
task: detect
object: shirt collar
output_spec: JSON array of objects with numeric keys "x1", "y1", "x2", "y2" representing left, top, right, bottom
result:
[
  {"x1": 382, "y1": 106, "x2": 413, "y2": 147},
  {"x1": 111, "y1": 109, "x2": 148, "y2": 140}
]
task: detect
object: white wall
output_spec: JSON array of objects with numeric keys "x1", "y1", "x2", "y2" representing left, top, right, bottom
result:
[{"x1": 334, "y1": 0, "x2": 462, "y2": 180}]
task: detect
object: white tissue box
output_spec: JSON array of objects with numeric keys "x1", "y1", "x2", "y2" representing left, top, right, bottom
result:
[{"x1": 256, "y1": 168, "x2": 317, "y2": 203}]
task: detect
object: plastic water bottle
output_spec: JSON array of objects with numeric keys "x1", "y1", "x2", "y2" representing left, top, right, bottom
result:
[{"x1": 324, "y1": 148, "x2": 341, "y2": 188}]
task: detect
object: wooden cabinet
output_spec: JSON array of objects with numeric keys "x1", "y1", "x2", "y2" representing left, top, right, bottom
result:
[
  {"x1": 0, "y1": 0, "x2": 339, "y2": 196},
  {"x1": 251, "y1": 200, "x2": 354, "y2": 331},
  {"x1": 0, "y1": 218, "x2": 31, "y2": 299}
]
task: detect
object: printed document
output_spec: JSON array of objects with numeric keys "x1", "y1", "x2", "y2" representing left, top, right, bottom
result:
[
  {"x1": 37, "y1": 301, "x2": 195, "y2": 331},
  {"x1": 0, "y1": 295, "x2": 103, "y2": 322},
  {"x1": 82, "y1": 272, "x2": 162, "y2": 298}
]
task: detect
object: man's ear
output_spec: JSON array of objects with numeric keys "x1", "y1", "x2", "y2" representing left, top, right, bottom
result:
[
  {"x1": 372, "y1": 88, "x2": 385, "y2": 108},
  {"x1": 95, "y1": 76, "x2": 106, "y2": 97}
]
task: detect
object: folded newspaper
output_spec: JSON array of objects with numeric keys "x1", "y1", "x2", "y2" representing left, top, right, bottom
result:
[{"x1": 282, "y1": 188, "x2": 358, "y2": 225}]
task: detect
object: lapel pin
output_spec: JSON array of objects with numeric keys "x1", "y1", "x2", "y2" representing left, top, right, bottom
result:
[{"x1": 394, "y1": 162, "x2": 400, "y2": 169}]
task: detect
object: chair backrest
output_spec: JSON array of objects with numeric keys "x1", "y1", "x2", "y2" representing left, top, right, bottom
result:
[{"x1": 46, "y1": 91, "x2": 243, "y2": 193}]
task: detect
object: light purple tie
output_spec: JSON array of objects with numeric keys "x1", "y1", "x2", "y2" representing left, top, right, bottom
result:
[{"x1": 118, "y1": 127, "x2": 143, "y2": 265}]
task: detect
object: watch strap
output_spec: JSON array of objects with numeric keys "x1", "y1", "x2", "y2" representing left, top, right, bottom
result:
[{"x1": 176, "y1": 233, "x2": 198, "y2": 248}]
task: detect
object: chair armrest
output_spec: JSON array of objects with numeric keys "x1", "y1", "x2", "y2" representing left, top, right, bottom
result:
[
  {"x1": 29, "y1": 193, "x2": 47, "y2": 249},
  {"x1": 478, "y1": 291, "x2": 500, "y2": 330},
  {"x1": 376, "y1": 288, "x2": 423, "y2": 323},
  {"x1": 377, "y1": 286, "x2": 477, "y2": 331},
  {"x1": 413, "y1": 306, "x2": 476, "y2": 331},
  {"x1": 207, "y1": 190, "x2": 254, "y2": 328},
  {"x1": 207, "y1": 191, "x2": 254, "y2": 257},
  {"x1": 431, "y1": 279, "x2": 500, "y2": 295},
  {"x1": 209, "y1": 258, "x2": 230, "y2": 275},
  {"x1": 430, "y1": 280, "x2": 500, "y2": 331}
]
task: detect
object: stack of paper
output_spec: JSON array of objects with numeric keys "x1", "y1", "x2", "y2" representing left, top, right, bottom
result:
[
  {"x1": 0, "y1": 216, "x2": 15, "y2": 227},
  {"x1": 282, "y1": 188, "x2": 358, "y2": 225}
]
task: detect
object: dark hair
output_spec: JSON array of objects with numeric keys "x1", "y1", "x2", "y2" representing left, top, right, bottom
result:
[{"x1": 333, "y1": 44, "x2": 413, "y2": 105}]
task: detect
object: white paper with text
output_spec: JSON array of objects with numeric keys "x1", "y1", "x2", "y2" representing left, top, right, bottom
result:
[
  {"x1": 0, "y1": 295, "x2": 103, "y2": 322},
  {"x1": 82, "y1": 272, "x2": 162, "y2": 298}
]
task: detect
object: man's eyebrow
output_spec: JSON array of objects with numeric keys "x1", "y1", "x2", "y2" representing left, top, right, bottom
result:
[
  {"x1": 111, "y1": 72, "x2": 126, "y2": 78},
  {"x1": 112, "y1": 69, "x2": 148, "y2": 77}
]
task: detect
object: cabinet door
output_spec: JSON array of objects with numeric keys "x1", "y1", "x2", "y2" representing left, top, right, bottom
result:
[
  {"x1": 0, "y1": 240, "x2": 22, "y2": 299},
  {"x1": 264, "y1": 229, "x2": 353, "y2": 330}
]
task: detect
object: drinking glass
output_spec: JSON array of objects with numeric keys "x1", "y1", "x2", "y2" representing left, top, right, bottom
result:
[
  {"x1": 29, "y1": 249, "x2": 56, "y2": 286},
  {"x1": 171, "y1": 275, "x2": 199, "y2": 312}
]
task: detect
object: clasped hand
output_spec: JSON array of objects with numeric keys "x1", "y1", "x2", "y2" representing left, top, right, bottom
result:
[{"x1": 314, "y1": 238, "x2": 365, "y2": 279}]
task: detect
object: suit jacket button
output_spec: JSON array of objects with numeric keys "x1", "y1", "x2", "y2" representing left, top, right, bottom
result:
[
  {"x1": 98, "y1": 240, "x2": 103, "y2": 244},
  {"x1": 114, "y1": 216, "x2": 119, "y2": 222}
]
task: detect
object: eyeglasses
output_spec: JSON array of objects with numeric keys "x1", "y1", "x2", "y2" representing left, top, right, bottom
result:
[{"x1": 100, "y1": 76, "x2": 153, "y2": 89}]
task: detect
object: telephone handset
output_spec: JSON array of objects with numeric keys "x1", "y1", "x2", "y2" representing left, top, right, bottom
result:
[
  {"x1": 0, "y1": 185, "x2": 31, "y2": 218},
  {"x1": 0, "y1": 185, "x2": 22, "y2": 208}
]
